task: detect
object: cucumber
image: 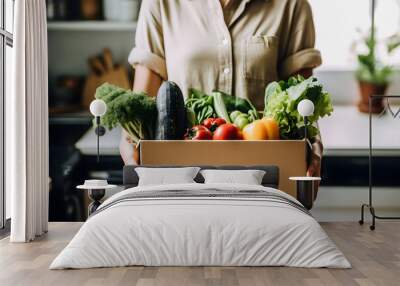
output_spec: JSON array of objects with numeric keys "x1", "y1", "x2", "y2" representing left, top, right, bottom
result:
[
  {"x1": 211, "y1": 91, "x2": 231, "y2": 123},
  {"x1": 155, "y1": 81, "x2": 187, "y2": 140}
]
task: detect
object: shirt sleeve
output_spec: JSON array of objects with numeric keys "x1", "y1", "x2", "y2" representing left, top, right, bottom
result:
[
  {"x1": 128, "y1": 0, "x2": 167, "y2": 79},
  {"x1": 279, "y1": 0, "x2": 322, "y2": 79}
]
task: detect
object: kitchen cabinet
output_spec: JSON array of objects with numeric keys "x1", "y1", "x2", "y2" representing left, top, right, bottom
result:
[
  {"x1": 49, "y1": 112, "x2": 92, "y2": 221},
  {"x1": 48, "y1": 17, "x2": 136, "y2": 221},
  {"x1": 319, "y1": 105, "x2": 400, "y2": 186}
]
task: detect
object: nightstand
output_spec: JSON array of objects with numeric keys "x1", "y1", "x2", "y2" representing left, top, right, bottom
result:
[
  {"x1": 289, "y1": 177, "x2": 321, "y2": 210},
  {"x1": 77, "y1": 180, "x2": 117, "y2": 216}
]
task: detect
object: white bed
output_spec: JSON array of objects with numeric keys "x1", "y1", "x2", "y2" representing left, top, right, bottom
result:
[{"x1": 50, "y1": 183, "x2": 350, "y2": 269}]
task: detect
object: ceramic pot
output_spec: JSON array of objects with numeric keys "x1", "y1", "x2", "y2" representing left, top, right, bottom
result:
[
  {"x1": 81, "y1": 0, "x2": 101, "y2": 20},
  {"x1": 104, "y1": 0, "x2": 140, "y2": 22},
  {"x1": 357, "y1": 81, "x2": 387, "y2": 114}
]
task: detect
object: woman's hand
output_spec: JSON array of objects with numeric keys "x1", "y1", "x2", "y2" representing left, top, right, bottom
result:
[
  {"x1": 120, "y1": 65, "x2": 162, "y2": 165},
  {"x1": 120, "y1": 129, "x2": 136, "y2": 165},
  {"x1": 307, "y1": 152, "x2": 321, "y2": 178}
]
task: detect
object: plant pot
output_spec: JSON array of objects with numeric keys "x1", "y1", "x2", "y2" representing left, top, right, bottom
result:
[{"x1": 357, "y1": 81, "x2": 388, "y2": 114}]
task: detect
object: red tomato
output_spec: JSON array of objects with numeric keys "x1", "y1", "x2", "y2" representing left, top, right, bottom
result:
[
  {"x1": 213, "y1": 124, "x2": 240, "y2": 140},
  {"x1": 185, "y1": 125, "x2": 212, "y2": 140},
  {"x1": 213, "y1": 118, "x2": 226, "y2": 126},
  {"x1": 202, "y1": 118, "x2": 215, "y2": 130},
  {"x1": 202, "y1": 118, "x2": 226, "y2": 132}
]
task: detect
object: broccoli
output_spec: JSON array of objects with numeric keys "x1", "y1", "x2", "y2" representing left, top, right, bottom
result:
[{"x1": 95, "y1": 83, "x2": 157, "y2": 144}]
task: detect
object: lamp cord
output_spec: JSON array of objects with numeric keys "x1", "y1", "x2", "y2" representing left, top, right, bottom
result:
[
  {"x1": 304, "y1": 117, "x2": 308, "y2": 141},
  {"x1": 96, "y1": 116, "x2": 100, "y2": 163}
]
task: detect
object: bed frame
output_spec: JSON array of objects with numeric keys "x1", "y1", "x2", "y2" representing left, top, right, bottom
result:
[{"x1": 123, "y1": 165, "x2": 279, "y2": 189}]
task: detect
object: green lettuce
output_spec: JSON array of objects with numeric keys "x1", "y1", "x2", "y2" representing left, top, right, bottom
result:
[{"x1": 264, "y1": 75, "x2": 333, "y2": 140}]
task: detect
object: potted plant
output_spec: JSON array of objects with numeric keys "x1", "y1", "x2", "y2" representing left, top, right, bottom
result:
[{"x1": 355, "y1": 0, "x2": 399, "y2": 113}]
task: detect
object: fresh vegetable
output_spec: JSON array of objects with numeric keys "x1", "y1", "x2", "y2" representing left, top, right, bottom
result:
[
  {"x1": 264, "y1": 75, "x2": 333, "y2": 139},
  {"x1": 261, "y1": 117, "x2": 280, "y2": 140},
  {"x1": 203, "y1": 118, "x2": 226, "y2": 132},
  {"x1": 95, "y1": 83, "x2": 157, "y2": 144},
  {"x1": 186, "y1": 108, "x2": 196, "y2": 129},
  {"x1": 185, "y1": 89, "x2": 215, "y2": 125},
  {"x1": 202, "y1": 118, "x2": 215, "y2": 130},
  {"x1": 213, "y1": 123, "x2": 241, "y2": 140},
  {"x1": 247, "y1": 109, "x2": 259, "y2": 122},
  {"x1": 212, "y1": 91, "x2": 231, "y2": 123},
  {"x1": 185, "y1": 89, "x2": 259, "y2": 126},
  {"x1": 185, "y1": 125, "x2": 213, "y2": 140},
  {"x1": 155, "y1": 81, "x2": 187, "y2": 140},
  {"x1": 237, "y1": 130, "x2": 244, "y2": 140},
  {"x1": 233, "y1": 113, "x2": 250, "y2": 130},
  {"x1": 229, "y1": 111, "x2": 242, "y2": 122},
  {"x1": 212, "y1": 118, "x2": 226, "y2": 126},
  {"x1": 218, "y1": 91, "x2": 259, "y2": 120},
  {"x1": 242, "y1": 120, "x2": 269, "y2": 140}
]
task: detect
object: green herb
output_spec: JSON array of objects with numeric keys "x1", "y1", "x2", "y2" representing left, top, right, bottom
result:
[
  {"x1": 356, "y1": 31, "x2": 394, "y2": 85},
  {"x1": 95, "y1": 83, "x2": 157, "y2": 144},
  {"x1": 185, "y1": 89, "x2": 215, "y2": 125},
  {"x1": 354, "y1": 0, "x2": 399, "y2": 86},
  {"x1": 185, "y1": 88, "x2": 259, "y2": 125}
]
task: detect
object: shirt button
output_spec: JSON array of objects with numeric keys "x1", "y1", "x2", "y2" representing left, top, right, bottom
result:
[
  {"x1": 222, "y1": 38, "x2": 229, "y2": 45},
  {"x1": 223, "y1": 68, "x2": 230, "y2": 74}
]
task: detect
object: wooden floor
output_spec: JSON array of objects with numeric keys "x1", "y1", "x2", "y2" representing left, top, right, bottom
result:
[{"x1": 0, "y1": 222, "x2": 399, "y2": 286}]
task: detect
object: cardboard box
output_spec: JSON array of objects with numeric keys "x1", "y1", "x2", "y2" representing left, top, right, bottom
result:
[{"x1": 139, "y1": 140, "x2": 308, "y2": 198}]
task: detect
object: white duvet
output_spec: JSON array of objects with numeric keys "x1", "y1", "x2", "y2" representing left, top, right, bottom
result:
[{"x1": 50, "y1": 183, "x2": 350, "y2": 269}]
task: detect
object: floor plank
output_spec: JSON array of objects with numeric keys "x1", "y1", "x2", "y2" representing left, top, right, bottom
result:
[{"x1": 0, "y1": 222, "x2": 399, "y2": 286}]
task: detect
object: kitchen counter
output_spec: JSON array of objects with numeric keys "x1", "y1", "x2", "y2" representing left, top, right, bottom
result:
[
  {"x1": 75, "y1": 105, "x2": 400, "y2": 156},
  {"x1": 75, "y1": 126, "x2": 122, "y2": 156},
  {"x1": 319, "y1": 105, "x2": 400, "y2": 156}
]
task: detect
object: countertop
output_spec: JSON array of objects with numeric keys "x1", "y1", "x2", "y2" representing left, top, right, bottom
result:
[
  {"x1": 319, "y1": 105, "x2": 400, "y2": 156},
  {"x1": 76, "y1": 126, "x2": 122, "y2": 156},
  {"x1": 75, "y1": 105, "x2": 400, "y2": 157}
]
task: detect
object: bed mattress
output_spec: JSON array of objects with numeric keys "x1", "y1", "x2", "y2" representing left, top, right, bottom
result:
[{"x1": 50, "y1": 183, "x2": 350, "y2": 269}]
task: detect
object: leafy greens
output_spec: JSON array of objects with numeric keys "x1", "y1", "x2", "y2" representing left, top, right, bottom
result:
[
  {"x1": 185, "y1": 88, "x2": 259, "y2": 125},
  {"x1": 264, "y1": 75, "x2": 333, "y2": 140},
  {"x1": 95, "y1": 83, "x2": 157, "y2": 144}
]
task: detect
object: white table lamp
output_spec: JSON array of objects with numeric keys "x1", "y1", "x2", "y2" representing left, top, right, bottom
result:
[
  {"x1": 90, "y1": 99, "x2": 107, "y2": 162},
  {"x1": 297, "y1": 99, "x2": 314, "y2": 140}
]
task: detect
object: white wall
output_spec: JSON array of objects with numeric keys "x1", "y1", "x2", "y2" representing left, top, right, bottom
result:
[
  {"x1": 315, "y1": 70, "x2": 400, "y2": 105},
  {"x1": 310, "y1": 0, "x2": 400, "y2": 70}
]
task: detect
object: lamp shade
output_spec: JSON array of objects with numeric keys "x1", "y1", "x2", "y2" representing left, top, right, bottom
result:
[
  {"x1": 297, "y1": 99, "x2": 314, "y2": 117},
  {"x1": 90, "y1": 99, "x2": 107, "y2": 117}
]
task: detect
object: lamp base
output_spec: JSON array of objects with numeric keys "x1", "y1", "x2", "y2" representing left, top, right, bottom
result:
[
  {"x1": 88, "y1": 189, "x2": 105, "y2": 216},
  {"x1": 289, "y1": 177, "x2": 321, "y2": 210},
  {"x1": 95, "y1": 125, "x2": 106, "y2": 136}
]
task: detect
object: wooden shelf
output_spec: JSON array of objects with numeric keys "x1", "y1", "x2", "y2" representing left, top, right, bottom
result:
[{"x1": 47, "y1": 21, "x2": 137, "y2": 32}]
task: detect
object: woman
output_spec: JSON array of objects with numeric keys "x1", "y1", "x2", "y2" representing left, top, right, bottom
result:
[{"x1": 121, "y1": 0, "x2": 323, "y2": 181}]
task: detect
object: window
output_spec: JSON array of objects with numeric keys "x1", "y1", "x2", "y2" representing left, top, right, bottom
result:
[
  {"x1": 309, "y1": 0, "x2": 400, "y2": 70},
  {"x1": 0, "y1": 0, "x2": 14, "y2": 230}
]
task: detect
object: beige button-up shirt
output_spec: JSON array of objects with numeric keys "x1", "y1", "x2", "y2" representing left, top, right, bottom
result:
[{"x1": 129, "y1": 0, "x2": 322, "y2": 109}]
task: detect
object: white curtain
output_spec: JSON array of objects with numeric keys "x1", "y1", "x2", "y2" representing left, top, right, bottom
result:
[{"x1": 8, "y1": 0, "x2": 49, "y2": 242}]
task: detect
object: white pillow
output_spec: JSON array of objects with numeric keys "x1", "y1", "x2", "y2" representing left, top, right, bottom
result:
[
  {"x1": 135, "y1": 167, "x2": 201, "y2": 186},
  {"x1": 200, "y1": 169, "x2": 266, "y2": 185}
]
